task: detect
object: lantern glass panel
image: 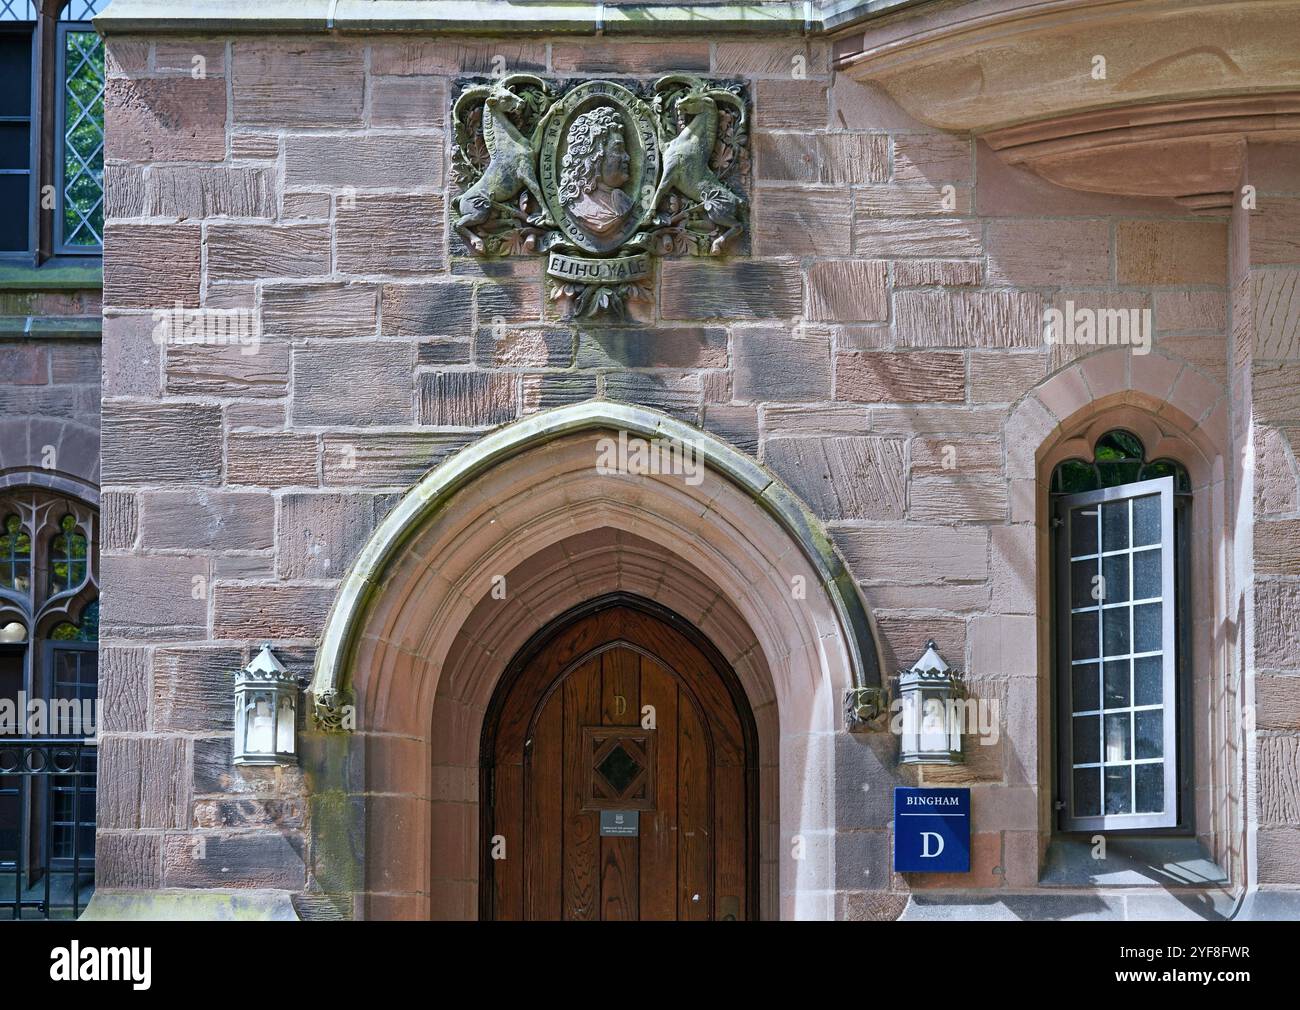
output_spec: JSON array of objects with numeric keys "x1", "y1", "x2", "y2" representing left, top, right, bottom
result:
[{"x1": 277, "y1": 694, "x2": 295, "y2": 754}]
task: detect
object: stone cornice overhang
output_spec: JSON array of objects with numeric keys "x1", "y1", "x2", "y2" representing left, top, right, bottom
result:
[
  {"x1": 833, "y1": 0, "x2": 1300, "y2": 206},
  {"x1": 93, "y1": 0, "x2": 929, "y2": 36}
]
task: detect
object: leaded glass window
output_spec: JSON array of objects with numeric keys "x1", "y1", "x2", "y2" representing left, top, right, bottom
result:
[
  {"x1": 0, "y1": 17, "x2": 34, "y2": 254},
  {"x1": 0, "y1": 514, "x2": 31, "y2": 592},
  {"x1": 48, "y1": 513, "x2": 88, "y2": 595},
  {"x1": 1052, "y1": 432, "x2": 1185, "y2": 831},
  {"x1": 0, "y1": 2, "x2": 37, "y2": 22},
  {"x1": 58, "y1": 0, "x2": 107, "y2": 18},
  {"x1": 58, "y1": 22, "x2": 103, "y2": 250}
]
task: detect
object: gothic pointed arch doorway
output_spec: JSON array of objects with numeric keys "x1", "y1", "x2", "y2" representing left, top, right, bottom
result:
[{"x1": 480, "y1": 594, "x2": 759, "y2": 921}]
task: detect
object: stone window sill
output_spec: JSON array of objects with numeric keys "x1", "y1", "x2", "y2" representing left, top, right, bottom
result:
[
  {"x1": 1042, "y1": 835, "x2": 1229, "y2": 888},
  {"x1": 0, "y1": 257, "x2": 102, "y2": 292}
]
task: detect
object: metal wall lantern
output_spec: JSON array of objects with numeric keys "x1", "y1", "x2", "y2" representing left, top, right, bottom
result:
[
  {"x1": 896, "y1": 640, "x2": 965, "y2": 765},
  {"x1": 233, "y1": 645, "x2": 299, "y2": 767}
]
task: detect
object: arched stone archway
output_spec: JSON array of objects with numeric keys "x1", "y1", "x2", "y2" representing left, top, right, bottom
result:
[{"x1": 305, "y1": 402, "x2": 886, "y2": 920}]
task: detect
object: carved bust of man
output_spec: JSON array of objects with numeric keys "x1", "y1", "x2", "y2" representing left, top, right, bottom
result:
[{"x1": 558, "y1": 106, "x2": 633, "y2": 236}]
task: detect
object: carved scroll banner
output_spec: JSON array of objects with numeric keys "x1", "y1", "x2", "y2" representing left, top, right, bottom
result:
[{"x1": 451, "y1": 74, "x2": 750, "y2": 320}]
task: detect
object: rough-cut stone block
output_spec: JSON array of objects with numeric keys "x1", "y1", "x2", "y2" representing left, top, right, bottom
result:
[
  {"x1": 806, "y1": 260, "x2": 887, "y2": 322},
  {"x1": 207, "y1": 223, "x2": 331, "y2": 281},
  {"x1": 292, "y1": 343, "x2": 414, "y2": 426},
  {"x1": 370, "y1": 40, "x2": 545, "y2": 76},
  {"x1": 1253, "y1": 363, "x2": 1300, "y2": 424},
  {"x1": 893, "y1": 135, "x2": 973, "y2": 184},
  {"x1": 755, "y1": 80, "x2": 828, "y2": 129},
  {"x1": 96, "y1": 833, "x2": 161, "y2": 889},
  {"x1": 477, "y1": 327, "x2": 573, "y2": 368},
  {"x1": 521, "y1": 373, "x2": 598, "y2": 412},
  {"x1": 165, "y1": 341, "x2": 289, "y2": 397},
  {"x1": 103, "y1": 225, "x2": 201, "y2": 308},
  {"x1": 162, "y1": 832, "x2": 306, "y2": 889},
  {"x1": 105, "y1": 76, "x2": 227, "y2": 162},
  {"x1": 284, "y1": 133, "x2": 443, "y2": 189},
  {"x1": 0, "y1": 345, "x2": 47, "y2": 384},
  {"x1": 262, "y1": 282, "x2": 378, "y2": 339},
  {"x1": 909, "y1": 478, "x2": 1009, "y2": 522},
  {"x1": 551, "y1": 41, "x2": 709, "y2": 74},
  {"x1": 152, "y1": 646, "x2": 245, "y2": 732},
  {"x1": 603, "y1": 372, "x2": 700, "y2": 422},
  {"x1": 193, "y1": 798, "x2": 305, "y2": 830},
  {"x1": 102, "y1": 401, "x2": 222, "y2": 484},
  {"x1": 1256, "y1": 519, "x2": 1300, "y2": 575},
  {"x1": 101, "y1": 491, "x2": 138, "y2": 551},
  {"x1": 49, "y1": 342, "x2": 99, "y2": 384},
  {"x1": 479, "y1": 276, "x2": 543, "y2": 322},
  {"x1": 1256, "y1": 580, "x2": 1300, "y2": 669},
  {"x1": 1260, "y1": 735, "x2": 1300, "y2": 825},
  {"x1": 837, "y1": 525, "x2": 987, "y2": 584},
  {"x1": 99, "y1": 736, "x2": 189, "y2": 830},
  {"x1": 233, "y1": 41, "x2": 364, "y2": 126},
  {"x1": 140, "y1": 490, "x2": 275, "y2": 551},
  {"x1": 280, "y1": 191, "x2": 331, "y2": 219},
  {"x1": 910, "y1": 435, "x2": 1002, "y2": 477},
  {"x1": 227, "y1": 432, "x2": 319, "y2": 487},
  {"x1": 97, "y1": 646, "x2": 149, "y2": 733},
  {"x1": 714, "y1": 41, "x2": 829, "y2": 77},
  {"x1": 1251, "y1": 196, "x2": 1300, "y2": 266},
  {"x1": 371, "y1": 76, "x2": 445, "y2": 127},
  {"x1": 835, "y1": 351, "x2": 965, "y2": 403},
  {"x1": 213, "y1": 583, "x2": 335, "y2": 640},
  {"x1": 855, "y1": 184, "x2": 972, "y2": 217},
  {"x1": 1155, "y1": 290, "x2": 1227, "y2": 333},
  {"x1": 418, "y1": 371, "x2": 518, "y2": 427},
  {"x1": 322, "y1": 432, "x2": 472, "y2": 486},
  {"x1": 193, "y1": 737, "x2": 274, "y2": 797},
  {"x1": 986, "y1": 220, "x2": 1111, "y2": 286},
  {"x1": 755, "y1": 188, "x2": 851, "y2": 256},
  {"x1": 660, "y1": 260, "x2": 801, "y2": 320},
  {"x1": 1254, "y1": 269, "x2": 1300, "y2": 359},
  {"x1": 733, "y1": 327, "x2": 831, "y2": 402},
  {"x1": 1117, "y1": 220, "x2": 1228, "y2": 285},
  {"x1": 101, "y1": 553, "x2": 209, "y2": 639},
  {"x1": 894, "y1": 289, "x2": 1043, "y2": 348},
  {"x1": 420, "y1": 339, "x2": 474, "y2": 366},
  {"x1": 1257, "y1": 674, "x2": 1300, "y2": 729},
  {"x1": 970, "y1": 351, "x2": 1045, "y2": 403},
  {"x1": 701, "y1": 404, "x2": 759, "y2": 456},
  {"x1": 337, "y1": 195, "x2": 444, "y2": 275},
  {"x1": 853, "y1": 217, "x2": 983, "y2": 258},
  {"x1": 1257, "y1": 828, "x2": 1300, "y2": 885},
  {"x1": 104, "y1": 164, "x2": 146, "y2": 218},
  {"x1": 381, "y1": 283, "x2": 473, "y2": 338},
  {"x1": 147, "y1": 166, "x2": 276, "y2": 219},
  {"x1": 893, "y1": 260, "x2": 984, "y2": 288},
  {"x1": 764, "y1": 437, "x2": 906, "y2": 520},
  {"x1": 278, "y1": 493, "x2": 395, "y2": 579},
  {"x1": 574, "y1": 327, "x2": 725, "y2": 369},
  {"x1": 105, "y1": 38, "x2": 149, "y2": 78}
]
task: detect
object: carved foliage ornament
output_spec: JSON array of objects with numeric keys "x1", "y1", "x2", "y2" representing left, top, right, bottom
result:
[{"x1": 451, "y1": 74, "x2": 750, "y2": 320}]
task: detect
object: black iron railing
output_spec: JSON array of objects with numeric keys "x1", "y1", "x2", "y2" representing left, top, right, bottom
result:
[{"x1": 0, "y1": 737, "x2": 96, "y2": 919}]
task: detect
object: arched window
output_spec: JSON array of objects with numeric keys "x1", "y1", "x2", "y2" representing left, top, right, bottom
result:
[
  {"x1": 0, "y1": 489, "x2": 97, "y2": 918},
  {"x1": 1051, "y1": 431, "x2": 1189, "y2": 832}
]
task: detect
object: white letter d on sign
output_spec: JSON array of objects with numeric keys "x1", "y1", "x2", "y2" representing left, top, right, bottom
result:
[{"x1": 920, "y1": 831, "x2": 945, "y2": 858}]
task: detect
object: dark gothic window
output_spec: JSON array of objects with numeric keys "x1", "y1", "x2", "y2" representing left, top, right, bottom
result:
[
  {"x1": 0, "y1": 490, "x2": 98, "y2": 918},
  {"x1": 0, "y1": 0, "x2": 106, "y2": 260},
  {"x1": 1051, "y1": 431, "x2": 1190, "y2": 832}
]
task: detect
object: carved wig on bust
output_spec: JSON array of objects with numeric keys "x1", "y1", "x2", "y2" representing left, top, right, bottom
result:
[{"x1": 558, "y1": 106, "x2": 634, "y2": 236}]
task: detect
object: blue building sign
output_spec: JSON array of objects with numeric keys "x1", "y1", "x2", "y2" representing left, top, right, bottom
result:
[{"x1": 894, "y1": 787, "x2": 971, "y2": 873}]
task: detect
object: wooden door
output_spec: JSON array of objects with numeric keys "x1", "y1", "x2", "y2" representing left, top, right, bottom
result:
[{"x1": 482, "y1": 599, "x2": 756, "y2": 920}]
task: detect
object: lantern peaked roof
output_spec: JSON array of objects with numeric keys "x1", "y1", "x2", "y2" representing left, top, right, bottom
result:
[
  {"x1": 910, "y1": 640, "x2": 949, "y2": 675},
  {"x1": 243, "y1": 643, "x2": 287, "y2": 677}
]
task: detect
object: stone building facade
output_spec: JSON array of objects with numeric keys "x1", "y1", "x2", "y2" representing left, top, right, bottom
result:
[{"x1": 4, "y1": 0, "x2": 1296, "y2": 919}]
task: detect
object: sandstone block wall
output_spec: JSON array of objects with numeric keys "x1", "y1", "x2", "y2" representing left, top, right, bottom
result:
[{"x1": 95, "y1": 32, "x2": 1255, "y2": 908}]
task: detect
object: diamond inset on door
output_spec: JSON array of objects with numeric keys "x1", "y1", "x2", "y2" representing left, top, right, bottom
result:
[
  {"x1": 596, "y1": 742, "x2": 642, "y2": 795},
  {"x1": 583, "y1": 728, "x2": 655, "y2": 810}
]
